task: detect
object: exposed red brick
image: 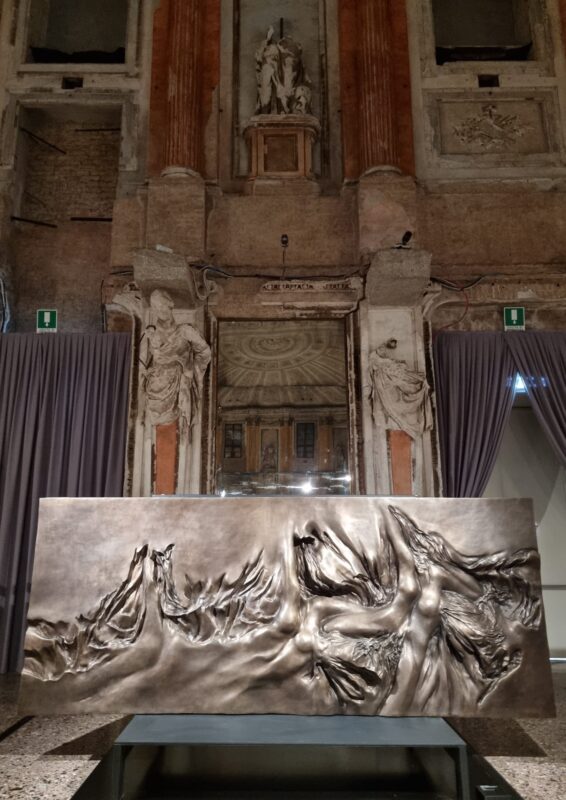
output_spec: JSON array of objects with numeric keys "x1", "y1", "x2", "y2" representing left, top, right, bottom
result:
[
  {"x1": 149, "y1": 0, "x2": 220, "y2": 177},
  {"x1": 148, "y1": 0, "x2": 170, "y2": 176},
  {"x1": 339, "y1": 0, "x2": 361, "y2": 179},
  {"x1": 388, "y1": 430, "x2": 413, "y2": 495},
  {"x1": 155, "y1": 421, "x2": 178, "y2": 495},
  {"x1": 339, "y1": 0, "x2": 414, "y2": 178}
]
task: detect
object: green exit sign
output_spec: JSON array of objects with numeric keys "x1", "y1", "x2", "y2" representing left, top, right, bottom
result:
[
  {"x1": 36, "y1": 309, "x2": 58, "y2": 333},
  {"x1": 504, "y1": 306, "x2": 525, "y2": 331}
]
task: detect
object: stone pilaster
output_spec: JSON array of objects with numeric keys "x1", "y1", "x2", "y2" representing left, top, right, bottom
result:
[
  {"x1": 359, "y1": 249, "x2": 436, "y2": 497},
  {"x1": 357, "y1": 0, "x2": 399, "y2": 172},
  {"x1": 164, "y1": 0, "x2": 203, "y2": 174}
]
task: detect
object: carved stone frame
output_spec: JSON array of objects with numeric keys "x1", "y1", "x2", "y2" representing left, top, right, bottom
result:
[
  {"x1": 406, "y1": 0, "x2": 566, "y2": 179},
  {"x1": 12, "y1": 0, "x2": 142, "y2": 75},
  {"x1": 201, "y1": 304, "x2": 364, "y2": 497}
]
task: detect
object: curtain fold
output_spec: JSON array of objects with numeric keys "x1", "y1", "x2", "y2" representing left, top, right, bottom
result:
[
  {"x1": 0, "y1": 333, "x2": 131, "y2": 673},
  {"x1": 433, "y1": 332, "x2": 516, "y2": 498},
  {"x1": 505, "y1": 332, "x2": 566, "y2": 468}
]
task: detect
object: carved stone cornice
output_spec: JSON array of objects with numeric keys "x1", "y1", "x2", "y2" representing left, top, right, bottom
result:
[{"x1": 257, "y1": 277, "x2": 363, "y2": 311}]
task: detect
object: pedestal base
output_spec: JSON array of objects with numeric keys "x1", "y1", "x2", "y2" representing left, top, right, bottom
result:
[
  {"x1": 244, "y1": 114, "x2": 321, "y2": 189},
  {"x1": 108, "y1": 714, "x2": 472, "y2": 800}
]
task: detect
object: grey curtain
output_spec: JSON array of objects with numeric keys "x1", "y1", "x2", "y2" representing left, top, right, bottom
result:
[
  {"x1": 0, "y1": 333, "x2": 131, "y2": 673},
  {"x1": 434, "y1": 332, "x2": 516, "y2": 497},
  {"x1": 505, "y1": 332, "x2": 566, "y2": 467}
]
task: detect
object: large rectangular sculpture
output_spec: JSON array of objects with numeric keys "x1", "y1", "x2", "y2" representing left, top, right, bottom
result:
[{"x1": 21, "y1": 497, "x2": 555, "y2": 717}]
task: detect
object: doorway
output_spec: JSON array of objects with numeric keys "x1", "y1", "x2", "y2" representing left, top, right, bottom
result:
[{"x1": 215, "y1": 318, "x2": 354, "y2": 496}]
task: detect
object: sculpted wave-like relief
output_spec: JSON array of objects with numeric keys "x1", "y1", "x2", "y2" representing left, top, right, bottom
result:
[{"x1": 22, "y1": 499, "x2": 553, "y2": 717}]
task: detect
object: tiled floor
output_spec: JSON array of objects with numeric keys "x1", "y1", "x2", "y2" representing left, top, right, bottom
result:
[
  {"x1": 0, "y1": 670, "x2": 564, "y2": 799},
  {"x1": 453, "y1": 667, "x2": 566, "y2": 799},
  {"x1": 0, "y1": 674, "x2": 129, "y2": 799}
]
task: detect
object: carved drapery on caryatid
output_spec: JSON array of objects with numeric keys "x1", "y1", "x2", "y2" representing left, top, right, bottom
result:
[
  {"x1": 21, "y1": 497, "x2": 555, "y2": 717},
  {"x1": 144, "y1": 290, "x2": 211, "y2": 435},
  {"x1": 358, "y1": 0, "x2": 400, "y2": 171},
  {"x1": 165, "y1": 0, "x2": 202, "y2": 172},
  {"x1": 369, "y1": 339, "x2": 432, "y2": 440},
  {"x1": 112, "y1": 283, "x2": 211, "y2": 495},
  {"x1": 255, "y1": 26, "x2": 312, "y2": 115}
]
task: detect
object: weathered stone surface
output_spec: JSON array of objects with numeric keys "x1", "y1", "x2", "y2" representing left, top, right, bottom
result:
[
  {"x1": 146, "y1": 176, "x2": 205, "y2": 258},
  {"x1": 358, "y1": 172, "x2": 418, "y2": 257},
  {"x1": 420, "y1": 184, "x2": 566, "y2": 269},
  {"x1": 130, "y1": 249, "x2": 218, "y2": 309},
  {"x1": 111, "y1": 196, "x2": 146, "y2": 268},
  {"x1": 13, "y1": 223, "x2": 112, "y2": 333},
  {"x1": 366, "y1": 250, "x2": 431, "y2": 307},
  {"x1": 207, "y1": 192, "x2": 357, "y2": 268}
]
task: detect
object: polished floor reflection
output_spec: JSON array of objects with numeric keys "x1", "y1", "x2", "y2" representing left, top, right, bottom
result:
[{"x1": 0, "y1": 669, "x2": 565, "y2": 799}]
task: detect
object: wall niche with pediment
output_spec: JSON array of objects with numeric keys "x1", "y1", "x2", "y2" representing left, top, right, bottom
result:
[{"x1": 218, "y1": 0, "x2": 342, "y2": 189}]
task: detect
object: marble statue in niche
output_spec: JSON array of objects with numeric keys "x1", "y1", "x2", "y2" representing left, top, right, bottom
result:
[
  {"x1": 144, "y1": 289, "x2": 211, "y2": 438},
  {"x1": 255, "y1": 25, "x2": 312, "y2": 115},
  {"x1": 369, "y1": 339, "x2": 432, "y2": 440}
]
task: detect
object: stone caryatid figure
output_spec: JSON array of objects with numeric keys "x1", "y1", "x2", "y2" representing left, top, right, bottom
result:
[
  {"x1": 144, "y1": 289, "x2": 211, "y2": 436},
  {"x1": 255, "y1": 25, "x2": 312, "y2": 115},
  {"x1": 369, "y1": 339, "x2": 432, "y2": 440}
]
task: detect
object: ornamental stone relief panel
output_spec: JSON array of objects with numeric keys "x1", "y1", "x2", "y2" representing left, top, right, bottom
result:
[
  {"x1": 21, "y1": 497, "x2": 555, "y2": 717},
  {"x1": 439, "y1": 99, "x2": 549, "y2": 156},
  {"x1": 419, "y1": 90, "x2": 566, "y2": 174}
]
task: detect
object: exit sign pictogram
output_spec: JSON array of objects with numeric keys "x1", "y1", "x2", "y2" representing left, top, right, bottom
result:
[
  {"x1": 503, "y1": 307, "x2": 525, "y2": 331},
  {"x1": 36, "y1": 309, "x2": 58, "y2": 333}
]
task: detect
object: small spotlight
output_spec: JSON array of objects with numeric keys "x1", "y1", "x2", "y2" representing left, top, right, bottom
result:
[
  {"x1": 281, "y1": 234, "x2": 289, "y2": 248},
  {"x1": 220, "y1": 490, "x2": 227, "y2": 498},
  {"x1": 301, "y1": 480, "x2": 314, "y2": 494},
  {"x1": 394, "y1": 231, "x2": 413, "y2": 249}
]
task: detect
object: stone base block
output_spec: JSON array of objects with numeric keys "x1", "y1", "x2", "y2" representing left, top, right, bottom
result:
[{"x1": 244, "y1": 176, "x2": 321, "y2": 196}]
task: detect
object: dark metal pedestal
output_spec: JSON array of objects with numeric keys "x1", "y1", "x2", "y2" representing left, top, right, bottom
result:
[{"x1": 110, "y1": 715, "x2": 471, "y2": 800}]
